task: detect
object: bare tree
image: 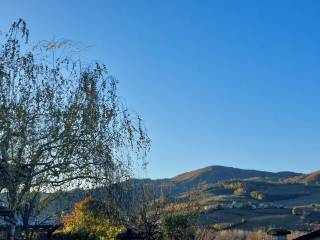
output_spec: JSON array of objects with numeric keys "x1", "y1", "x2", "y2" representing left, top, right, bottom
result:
[{"x1": 0, "y1": 19, "x2": 150, "y2": 239}]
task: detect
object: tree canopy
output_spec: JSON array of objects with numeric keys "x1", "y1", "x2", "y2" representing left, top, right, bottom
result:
[
  {"x1": 60, "y1": 197, "x2": 125, "y2": 240},
  {"x1": 0, "y1": 19, "x2": 150, "y2": 225}
]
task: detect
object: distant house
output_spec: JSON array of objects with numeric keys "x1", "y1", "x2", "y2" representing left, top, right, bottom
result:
[
  {"x1": 267, "y1": 228, "x2": 291, "y2": 240},
  {"x1": 0, "y1": 206, "x2": 61, "y2": 240},
  {"x1": 0, "y1": 206, "x2": 15, "y2": 224},
  {"x1": 294, "y1": 229, "x2": 320, "y2": 240}
]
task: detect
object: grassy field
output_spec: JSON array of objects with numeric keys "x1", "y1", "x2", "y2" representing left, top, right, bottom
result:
[{"x1": 199, "y1": 208, "x2": 302, "y2": 229}]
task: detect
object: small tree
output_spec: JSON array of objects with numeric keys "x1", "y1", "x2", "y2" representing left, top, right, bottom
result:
[
  {"x1": 60, "y1": 197, "x2": 125, "y2": 240},
  {"x1": 0, "y1": 19, "x2": 150, "y2": 239},
  {"x1": 161, "y1": 190, "x2": 202, "y2": 240},
  {"x1": 250, "y1": 191, "x2": 265, "y2": 201},
  {"x1": 125, "y1": 180, "x2": 165, "y2": 240},
  {"x1": 162, "y1": 214, "x2": 197, "y2": 240}
]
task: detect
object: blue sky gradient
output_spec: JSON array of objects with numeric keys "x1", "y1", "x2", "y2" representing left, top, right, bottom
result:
[{"x1": 1, "y1": 0, "x2": 320, "y2": 178}]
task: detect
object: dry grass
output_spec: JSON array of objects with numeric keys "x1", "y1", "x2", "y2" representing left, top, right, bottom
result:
[{"x1": 196, "y1": 228, "x2": 305, "y2": 240}]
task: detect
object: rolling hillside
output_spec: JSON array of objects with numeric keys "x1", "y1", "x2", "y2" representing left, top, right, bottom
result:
[
  {"x1": 145, "y1": 165, "x2": 303, "y2": 197},
  {"x1": 284, "y1": 171, "x2": 320, "y2": 185},
  {"x1": 46, "y1": 165, "x2": 320, "y2": 231},
  {"x1": 172, "y1": 165, "x2": 301, "y2": 184},
  {"x1": 144, "y1": 165, "x2": 320, "y2": 231}
]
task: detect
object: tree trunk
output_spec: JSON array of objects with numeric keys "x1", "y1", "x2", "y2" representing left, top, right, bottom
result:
[
  {"x1": 9, "y1": 223, "x2": 15, "y2": 240},
  {"x1": 8, "y1": 192, "x2": 17, "y2": 240}
]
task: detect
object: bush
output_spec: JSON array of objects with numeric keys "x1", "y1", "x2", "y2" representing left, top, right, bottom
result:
[
  {"x1": 162, "y1": 214, "x2": 197, "y2": 240},
  {"x1": 234, "y1": 187, "x2": 247, "y2": 195},
  {"x1": 250, "y1": 191, "x2": 265, "y2": 200},
  {"x1": 223, "y1": 181, "x2": 244, "y2": 190},
  {"x1": 212, "y1": 224, "x2": 224, "y2": 231},
  {"x1": 61, "y1": 197, "x2": 125, "y2": 240}
]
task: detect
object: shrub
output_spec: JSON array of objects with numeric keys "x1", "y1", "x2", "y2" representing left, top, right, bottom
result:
[
  {"x1": 223, "y1": 181, "x2": 244, "y2": 190},
  {"x1": 162, "y1": 214, "x2": 197, "y2": 240},
  {"x1": 250, "y1": 191, "x2": 265, "y2": 200},
  {"x1": 234, "y1": 187, "x2": 247, "y2": 195},
  {"x1": 212, "y1": 223, "x2": 224, "y2": 231},
  {"x1": 61, "y1": 197, "x2": 125, "y2": 240}
]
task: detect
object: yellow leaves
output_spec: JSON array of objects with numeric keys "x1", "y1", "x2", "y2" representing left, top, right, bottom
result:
[
  {"x1": 164, "y1": 202, "x2": 201, "y2": 215},
  {"x1": 62, "y1": 197, "x2": 125, "y2": 240},
  {"x1": 165, "y1": 203, "x2": 189, "y2": 213},
  {"x1": 250, "y1": 191, "x2": 265, "y2": 200}
]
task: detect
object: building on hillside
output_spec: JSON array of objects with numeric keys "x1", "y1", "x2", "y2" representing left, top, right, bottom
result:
[
  {"x1": 17, "y1": 224, "x2": 61, "y2": 240},
  {"x1": 267, "y1": 228, "x2": 291, "y2": 240}
]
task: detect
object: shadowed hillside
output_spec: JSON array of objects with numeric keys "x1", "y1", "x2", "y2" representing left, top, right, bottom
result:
[{"x1": 172, "y1": 165, "x2": 301, "y2": 184}]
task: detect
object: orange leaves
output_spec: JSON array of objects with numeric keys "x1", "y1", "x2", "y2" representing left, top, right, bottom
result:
[{"x1": 61, "y1": 197, "x2": 125, "y2": 240}]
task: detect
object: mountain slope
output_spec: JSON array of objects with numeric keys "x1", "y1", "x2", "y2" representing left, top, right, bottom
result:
[
  {"x1": 171, "y1": 165, "x2": 301, "y2": 186},
  {"x1": 284, "y1": 171, "x2": 320, "y2": 185},
  {"x1": 41, "y1": 165, "x2": 320, "y2": 231}
]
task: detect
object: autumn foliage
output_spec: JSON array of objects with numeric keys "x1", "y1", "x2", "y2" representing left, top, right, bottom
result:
[{"x1": 60, "y1": 197, "x2": 125, "y2": 240}]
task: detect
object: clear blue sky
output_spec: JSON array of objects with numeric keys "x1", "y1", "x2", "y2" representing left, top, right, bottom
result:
[{"x1": 1, "y1": 0, "x2": 320, "y2": 179}]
